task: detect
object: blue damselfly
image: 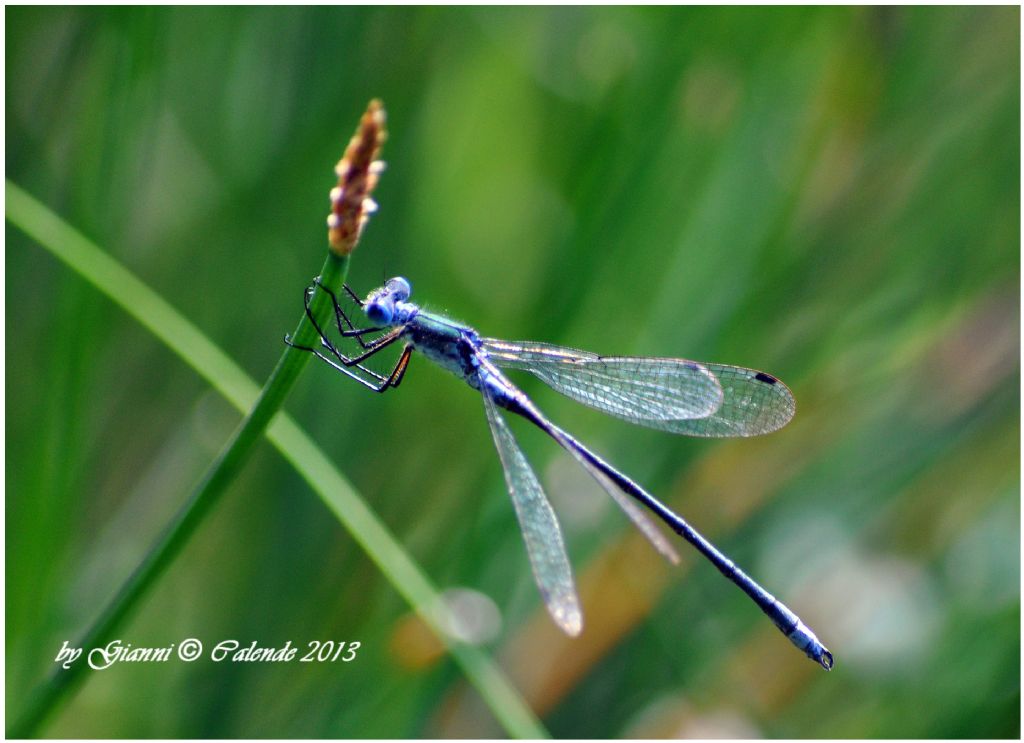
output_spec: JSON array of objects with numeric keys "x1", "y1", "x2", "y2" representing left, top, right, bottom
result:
[{"x1": 287, "y1": 277, "x2": 832, "y2": 669}]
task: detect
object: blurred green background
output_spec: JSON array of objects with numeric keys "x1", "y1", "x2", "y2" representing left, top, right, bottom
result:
[{"x1": 6, "y1": 6, "x2": 1019, "y2": 738}]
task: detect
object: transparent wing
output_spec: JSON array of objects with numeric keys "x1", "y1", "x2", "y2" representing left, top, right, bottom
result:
[
  {"x1": 483, "y1": 339, "x2": 794, "y2": 438},
  {"x1": 482, "y1": 339, "x2": 724, "y2": 428},
  {"x1": 544, "y1": 423, "x2": 681, "y2": 566},
  {"x1": 482, "y1": 390, "x2": 582, "y2": 636},
  {"x1": 668, "y1": 363, "x2": 796, "y2": 437}
]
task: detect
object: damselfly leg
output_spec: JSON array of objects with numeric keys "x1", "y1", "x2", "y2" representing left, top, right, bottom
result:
[
  {"x1": 313, "y1": 277, "x2": 392, "y2": 353},
  {"x1": 285, "y1": 281, "x2": 411, "y2": 392}
]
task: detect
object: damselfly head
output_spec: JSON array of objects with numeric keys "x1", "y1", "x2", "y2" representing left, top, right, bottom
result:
[{"x1": 364, "y1": 276, "x2": 412, "y2": 326}]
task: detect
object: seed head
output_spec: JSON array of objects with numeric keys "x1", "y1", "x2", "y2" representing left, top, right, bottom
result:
[{"x1": 327, "y1": 99, "x2": 387, "y2": 255}]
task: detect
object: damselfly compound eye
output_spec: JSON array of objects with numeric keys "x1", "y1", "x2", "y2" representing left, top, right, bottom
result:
[
  {"x1": 387, "y1": 277, "x2": 411, "y2": 302},
  {"x1": 366, "y1": 298, "x2": 395, "y2": 325}
]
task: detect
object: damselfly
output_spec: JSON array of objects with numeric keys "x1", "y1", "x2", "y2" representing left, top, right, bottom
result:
[{"x1": 286, "y1": 277, "x2": 832, "y2": 669}]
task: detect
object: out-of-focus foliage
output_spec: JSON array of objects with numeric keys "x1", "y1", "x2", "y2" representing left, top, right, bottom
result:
[{"x1": 6, "y1": 6, "x2": 1019, "y2": 738}]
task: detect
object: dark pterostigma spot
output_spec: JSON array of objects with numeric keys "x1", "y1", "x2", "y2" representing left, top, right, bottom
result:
[{"x1": 754, "y1": 372, "x2": 777, "y2": 385}]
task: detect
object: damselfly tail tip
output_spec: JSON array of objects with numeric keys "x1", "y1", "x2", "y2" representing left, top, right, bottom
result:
[
  {"x1": 788, "y1": 618, "x2": 833, "y2": 670},
  {"x1": 804, "y1": 640, "x2": 833, "y2": 670},
  {"x1": 817, "y1": 647, "x2": 834, "y2": 671}
]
